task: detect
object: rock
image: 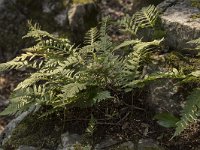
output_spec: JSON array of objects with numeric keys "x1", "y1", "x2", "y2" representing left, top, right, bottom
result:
[
  {"x1": 157, "y1": 0, "x2": 178, "y2": 12},
  {"x1": 144, "y1": 56, "x2": 183, "y2": 114},
  {"x1": 147, "y1": 78, "x2": 181, "y2": 113},
  {"x1": 68, "y1": 2, "x2": 99, "y2": 43},
  {"x1": 0, "y1": 95, "x2": 9, "y2": 108},
  {"x1": 0, "y1": 0, "x2": 98, "y2": 62},
  {"x1": 116, "y1": 141, "x2": 135, "y2": 150},
  {"x1": 0, "y1": 0, "x2": 27, "y2": 62},
  {"x1": 131, "y1": 0, "x2": 164, "y2": 13},
  {"x1": 0, "y1": 0, "x2": 71, "y2": 62},
  {"x1": 57, "y1": 132, "x2": 81, "y2": 150},
  {"x1": 54, "y1": 9, "x2": 68, "y2": 26},
  {"x1": 94, "y1": 138, "x2": 164, "y2": 150},
  {"x1": 17, "y1": 145, "x2": 49, "y2": 150},
  {"x1": 158, "y1": 0, "x2": 200, "y2": 50},
  {"x1": 138, "y1": 139, "x2": 164, "y2": 150},
  {"x1": 94, "y1": 137, "x2": 119, "y2": 149}
]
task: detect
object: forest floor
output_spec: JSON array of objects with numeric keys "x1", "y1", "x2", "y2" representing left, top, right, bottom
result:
[{"x1": 0, "y1": 0, "x2": 200, "y2": 150}]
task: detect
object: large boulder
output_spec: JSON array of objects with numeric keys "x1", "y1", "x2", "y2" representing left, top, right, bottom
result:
[{"x1": 158, "y1": 0, "x2": 200, "y2": 50}]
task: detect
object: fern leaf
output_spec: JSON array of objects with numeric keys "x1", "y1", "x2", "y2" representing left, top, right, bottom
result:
[
  {"x1": 174, "y1": 88, "x2": 200, "y2": 137},
  {"x1": 113, "y1": 39, "x2": 141, "y2": 51},
  {"x1": 14, "y1": 72, "x2": 48, "y2": 91},
  {"x1": 134, "y1": 5, "x2": 159, "y2": 28},
  {"x1": 0, "y1": 61, "x2": 25, "y2": 72},
  {"x1": 23, "y1": 21, "x2": 55, "y2": 41},
  {"x1": 61, "y1": 83, "x2": 87, "y2": 99},
  {"x1": 0, "y1": 89, "x2": 33, "y2": 116},
  {"x1": 188, "y1": 38, "x2": 200, "y2": 51},
  {"x1": 93, "y1": 91, "x2": 113, "y2": 104},
  {"x1": 84, "y1": 27, "x2": 99, "y2": 45},
  {"x1": 191, "y1": 70, "x2": 200, "y2": 77},
  {"x1": 119, "y1": 5, "x2": 159, "y2": 35}
]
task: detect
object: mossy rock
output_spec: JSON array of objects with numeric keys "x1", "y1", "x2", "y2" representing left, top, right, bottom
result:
[{"x1": 3, "y1": 114, "x2": 62, "y2": 149}]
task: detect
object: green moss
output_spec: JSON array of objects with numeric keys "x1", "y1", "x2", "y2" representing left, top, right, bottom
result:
[
  {"x1": 191, "y1": 13, "x2": 200, "y2": 19},
  {"x1": 191, "y1": 0, "x2": 200, "y2": 8},
  {"x1": 3, "y1": 114, "x2": 62, "y2": 149},
  {"x1": 73, "y1": 0, "x2": 94, "y2": 4},
  {"x1": 164, "y1": 52, "x2": 200, "y2": 74}
]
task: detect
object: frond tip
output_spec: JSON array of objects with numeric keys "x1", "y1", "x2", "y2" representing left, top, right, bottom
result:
[
  {"x1": 174, "y1": 88, "x2": 200, "y2": 137},
  {"x1": 118, "y1": 5, "x2": 159, "y2": 35}
]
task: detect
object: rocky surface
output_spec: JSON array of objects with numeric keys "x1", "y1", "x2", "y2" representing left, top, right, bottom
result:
[
  {"x1": 0, "y1": 0, "x2": 99, "y2": 62},
  {"x1": 147, "y1": 78, "x2": 182, "y2": 114},
  {"x1": 57, "y1": 132, "x2": 82, "y2": 150},
  {"x1": 68, "y1": 2, "x2": 99, "y2": 43},
  {"x1": 158, "y1": 0, "x2": 200, "y2": 50}
]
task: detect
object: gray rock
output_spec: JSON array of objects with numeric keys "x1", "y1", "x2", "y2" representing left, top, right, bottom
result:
[
  {"x1": 157, "y1": 0, "x2": 178, "y2": 12},
  {"x1": 0, "y1": 0, "x2": 27, "y2": 62},
  {"x1": 57, "y1": 132, "x2": 81, "y2": 150},
  {"x1": 116, "y1": 141, "x2": 135, "y2": 150},
  {"x1": 138, "y1": 139, "x2": 164, "y2": 150},
  {"x1": 0, "y1": 0, "x2": 71, "y2": 62},
  {"x1": 17, "y1": 145, "x2": 49, "y2": 150},
  {"x1": 0, "y1": 96, "x2": 9, "y2": 108},
  {"x1": 145, "y1": 60, "x2": 183, "y2": 114},
  {"x1": 68, "y1": 3, "x2": 99, "y2": 43},
  {"x1": 158, "y1": 0, "x2": 200, "y2": 50},
  {"x1": 54, "y1": 9, "x2": 68, "y2": 26},
  {"x1": 94, "y1": 137, "x2": 119, "y2": 149},
  {"x1": 131, "y1": 0, "x2": 164, "y2": 13},
  {"x1": 147, "y1": 78, "x2": 181, "y2": 113}
]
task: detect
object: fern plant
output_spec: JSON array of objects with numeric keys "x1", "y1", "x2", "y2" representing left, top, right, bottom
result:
[
  {"x1": 0, "y1": 3, "x2": 174, "y2": 124},
  {"x1": 173, "y1": 38, "x2": 200, "y2": 137},
  {"x1": 118, "y1": 5, "x2": 159, "y2": 36},
  {"x1": 0, "y1": 16, "x2": 166, "y2": 117}
]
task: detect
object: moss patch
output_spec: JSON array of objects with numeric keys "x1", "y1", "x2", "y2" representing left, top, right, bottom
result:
[
  {"x1": 191, "y1": 0, "x2": 200, "y2": 9},
  {"x1": 73, "y1": 0, "x2": 94, "y2": 4},
  {"x1": 191, "y1": 13, "x2": 200, "y2": 19},
  {"x1": 3, "y1": 113, "x2": 62, "y2": 149}
]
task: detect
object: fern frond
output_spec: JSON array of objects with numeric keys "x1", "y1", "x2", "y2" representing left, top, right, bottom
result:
[
  {"x1": 61, "y1": 83, "x2": 87, "y2": 99},
  {"x1": 0, "y1": 89, "x2": 33, "y2": 116},
  {"x1": 0, "y1": 61, "x2": 26, "y2": 72},
  {"x1": 84, "y1": 27, "x2": 99, "y2": 45},
  {"x1": 125, "y1": 70, "x2": 184, "y2": 89},
  {"x1": 123, "y1": 39, "x2": 163, "y2": 82},
  {"x1": 23, "y1": 21, "x2": 56, "y2": 41},
  {"x1": 119, "y1": 5, "x2": 159, "y2": 35},
  {"x1": 174, "y1": 88, "x2": 200, "y2": 137},
  {"x1": 93, "y1": 90, "x2": 113, "y2": 104},
  {"x1": 190, "y1": 70, "x2": 200, "y2": 77},
  {"x1": 14, "y1": 72, "x2": 48, "y2": 91},
  {"x1": 188, "y1": 38, "x2": 200, "y2": 52},
  {"x1": 188, "y1": 38, "x2": 200, "y2": 44},
  {"x1": 134, "y1": 5, "x2": 159, "y2": 28},
  {"x1": 113, "y1": 39, "x2": 141, "y2": 51},
  {"x1": 0, "y1": 97, "x2": 30, "y2": 116}
]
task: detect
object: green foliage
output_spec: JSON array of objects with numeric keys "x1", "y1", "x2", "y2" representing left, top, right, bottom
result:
[
  {"x1": 191, "y1": 0, "x2": 200, "y2": 8},
  {"x1": 0, "y1": 18, "x2": 164, "y2": 116},
  {"x1": 173, "y1": 39, "x2": 200, "y2": 137},
  {"x1": 0, "y1": 6, "x2": 170, "y2": 127},
  {"x1": 174, "y1": 88, "x2": 200, "y2": 137},
  {"x1": 188, "y1": 38, "x2": 200, "y2": 53},
  {"x1": 154, "y1": 112, "x2": 179, "y2": 128},
  {"x1": 118, "y1": 5, "x2": 159, "y2": 36}
]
